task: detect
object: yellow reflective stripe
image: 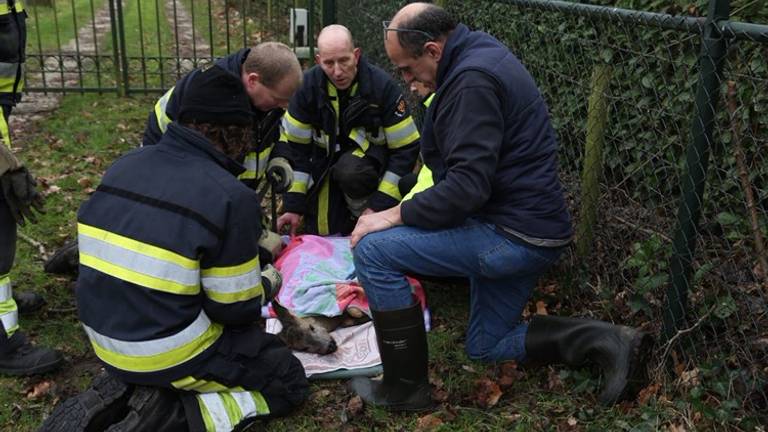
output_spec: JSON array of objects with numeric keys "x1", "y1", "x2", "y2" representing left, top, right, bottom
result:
[
  {"x1": 220, "y1": 393, "x2": 244, "y2": 429},
  {"x1": 201, "y1": 257, "x2": 259, "y2": 278},
  {"x1": 0, "y1": 112, "x2": 10, "y2": 148},
  {"x1": 85, "y1": 314, "x2": 223, "y2": 373},
  {"x1": 282, "y1": 112, "x2": 312, "y2": 144},
  {"x1": 348, "y1": 128, "x2": 370, "y2": 152},
  {"x1": 288, "y1": 171, "x2": 309, "y2": 194},
  {"x1": 318, "y1": 176, "x2": 331, "y2": 235},
  {"x1": 378, "y1": 171, "x2": 402, "y2": 201},
  {"x1": 0, "y1": 1, "x2": 24, "y2": 13},
  {"x1": 0, "y1": 274, "x2": 10, "y2": 302},
  {"x1": 199, "y1": 399, "x2": 216, "y2": 432},
  {"x1": 154, "y1": 87, "x2": 175, "y2": 134},
  {"x1": 384, "y1": 117, "x2": 420, "y2": 149},
  {"x1": 327, "y1": 82, "x2": 340, "y2": 125},
  {"x1": 0, "y1": 274, "x2": 19, "y2": 334},
  {"x1": 423, "y1": 93, "x2": 435, "y2": 107},
  {"x1": 172, "y1": 376, "x2": 245, "y2": 393},
  {"x1": 251, "y1": 391, "x2": 269, "y2": 414},
  {"x1": 403, "y1": 165, "x2": 434, "y2": 201},
  {"x1": 79, "y1": 223, "x2": 197, "y2": 269},
  {"x1": 351, "y1": 148, "x2": 365, "y2": 158}
]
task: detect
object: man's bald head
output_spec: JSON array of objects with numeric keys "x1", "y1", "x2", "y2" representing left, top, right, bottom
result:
[
  {"x1": 317, "y1": 24, "x2": 355, "y2": 54},
  {"x1": 316, "y1": 24, "x2": 361, "y2": 90},
  {"x1": 387, "y1": 2, "x2": 456, "y2": 57}
]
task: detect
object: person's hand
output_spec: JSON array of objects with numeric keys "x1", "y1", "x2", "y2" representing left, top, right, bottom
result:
[
  {"x1": 350, "y1": 205, "x2": 402, "y2": 247},
  {"x1": 1, "y1": 167, "x2": 45, "y2": 226},
  {"x1": 361, "y1": 208, "x2": 375, "y2": 216},
  {"x1": 276, "y1": 212, "x2": 302, "y2": 236},
  {"x1": 260, "y1": 264, "x2": 283, "y2": 303},
  {"x1": 266, "y1": 157, "x2": 293, "y2": 194},
  {"x1": 259, "y1": 229, "x2": 284, "y2": 262}
]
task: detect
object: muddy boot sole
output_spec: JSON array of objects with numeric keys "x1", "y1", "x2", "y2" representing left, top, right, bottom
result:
[{"x1": 38, "y1": 373, "x2": 132, "y2": 432}]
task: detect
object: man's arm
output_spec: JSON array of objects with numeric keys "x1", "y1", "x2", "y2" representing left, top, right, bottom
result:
[
  {"x1": 401, "y1": 71, "x2": 504, "y2": 229},
  {"x1": 366, "y1": 86, "x2": 421, "y2": 212}
]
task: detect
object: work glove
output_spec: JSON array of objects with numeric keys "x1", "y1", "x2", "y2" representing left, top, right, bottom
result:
[
  {"x1": 1, "y1": 167, "x2": 45, "y2": 226},
  {"x1": 261, "y1": 264, "x2": 283, "y2": 303},
  {"x1": 1, "y1": 142, "x2": 23, "y2": 176},
  {"x1": 266, "y1": 157, "x2": 293, "y2": 194},
  {"x1": 258, "y1": 229, "x2": 284, "y2": 264}
]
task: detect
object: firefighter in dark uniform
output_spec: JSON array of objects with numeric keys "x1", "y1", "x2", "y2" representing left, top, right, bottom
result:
[
  {"x1": 0, "y1": 0, "x2": 63, "y2": 376},
  {"x1": 43, "y1": 42, "x2": 301, "y2": 275},
  {"x1": 39, "y1": 65, "x2": 308, "y2": 432},
  {"x1": 276, "y1": 24, "x2": 420, "y2": 236}
]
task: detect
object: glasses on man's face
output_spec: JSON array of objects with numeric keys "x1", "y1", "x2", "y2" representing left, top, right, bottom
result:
[{"x1": 382, "y1": 20, "x2": 435, "y2": 42}]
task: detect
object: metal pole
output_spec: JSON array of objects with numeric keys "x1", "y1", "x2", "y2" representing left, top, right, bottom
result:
[
  {"x1": 322, "y1": 0, "x2": 335, "y2": 27},
  {"x1": 308, "y1": 0, "x2": 316, "y2": 59},
  {"x1": 116, "y1": 0, "x2": 130, "y2": 96},
  {"x1": 662, "y1": 0, "x2": 730, "y2": 340}
]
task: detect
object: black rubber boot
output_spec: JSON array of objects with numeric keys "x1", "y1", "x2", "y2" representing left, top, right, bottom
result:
[
  {"x1": 348, "y1": 301, "x2": 432, "y2": 411},
  {"x1": 37, "y1": 372, "x2": 133, "y2": 432},
  {"x1": 13, "y1": 291, "x2": 45, "y2": 314},
  {"x1": 0, "y1": 332, "x2": 63, "y2": 376},
  {"x1": 524, "y1": 315, "x2": 654, "y2": 405},
  {"x1": 105, "y1": 386, "x2": 189, "y2": 432},
  {"x1": 43, "y1": 240, "x2": 79, "y2": 275}
]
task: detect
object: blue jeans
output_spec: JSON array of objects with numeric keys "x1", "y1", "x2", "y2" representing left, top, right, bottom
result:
[{"x1": 353, "y1": 220, "x2": 563, "y2": 362}]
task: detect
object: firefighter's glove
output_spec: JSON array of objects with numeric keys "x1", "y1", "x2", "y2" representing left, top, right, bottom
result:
[
  {"x1": 261, "y1": 264, "x2": 283, "y2": 303},
  {"x1": 1, "y1": 167, "x2": 45, "y2": 227},
  {"x1": 266, "y1": 157, "x2": 293, "y2": 194},
  {"x1": 1, "y1": 143, "x2": 23, "y2": 177},
  {"x1": 259, "y1": 229, "x2": 284, "y2": 263}
]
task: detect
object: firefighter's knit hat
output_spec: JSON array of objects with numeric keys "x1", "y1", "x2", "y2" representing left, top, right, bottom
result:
[{"x1": 178, "y1": 64, "x2": 252, "y2": 126}]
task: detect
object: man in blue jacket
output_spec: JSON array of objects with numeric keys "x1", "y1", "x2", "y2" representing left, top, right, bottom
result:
[
  {"x1": 349, "y1": 2, "x2": 652, "y2": 410},
  {"x1": 39, "y1": 65, "x2": 308, "y2": 432}
]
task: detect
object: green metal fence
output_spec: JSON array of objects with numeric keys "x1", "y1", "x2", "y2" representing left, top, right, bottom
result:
[
  {"x1": 338, "y1": 0, "x2": 767, "y2": 426},
  {"x1": 23, "y1": 0, "x2": 322, "y2": 94}
]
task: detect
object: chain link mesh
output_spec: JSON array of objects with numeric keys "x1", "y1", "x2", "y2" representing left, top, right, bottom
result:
[{"x1": 339, "y1": 0, "x2": 767, "y2": 424}]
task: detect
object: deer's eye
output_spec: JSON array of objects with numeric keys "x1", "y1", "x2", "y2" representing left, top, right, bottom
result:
[{"x1": 309, "y1": 325, "x2": 316, "y2": 332}]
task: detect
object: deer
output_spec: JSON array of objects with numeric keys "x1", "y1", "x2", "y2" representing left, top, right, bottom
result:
[{"x1": 271, "y1": 302, "x2": 371, "y2": 355}]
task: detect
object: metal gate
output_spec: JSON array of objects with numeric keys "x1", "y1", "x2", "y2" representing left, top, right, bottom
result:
[{"x1": 23, "y1": 0, "x2": 322, "y2": 95}]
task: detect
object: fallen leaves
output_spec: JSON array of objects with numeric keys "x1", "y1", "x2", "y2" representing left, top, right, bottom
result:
[
  {"x1": 25, "y1": 380, "x2": 54, "y2": 399},
  {"x1": 472, "y1": 378, "x2": 503, "y2": 408}
]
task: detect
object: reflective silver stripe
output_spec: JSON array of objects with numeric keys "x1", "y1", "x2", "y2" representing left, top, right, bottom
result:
[
  {"x1": 0, "y1": 275, "x2": 10, "y2": 302},
  {"x1": 231, "y1": 392, "x2": 258, "y2": 420},
  {"x1": 0, "y1": 62, "x2": 19, "y2": 78},
  {"x1": 282, "y1": 116, "x2": 312, "y2": 142},
  {"x1": 312, "y1": 130, "x2": 329, "y2": 148},
  {"x1": 382, "y1": 171, "x2": 402, "y2": 185},
  {"x1": 384, "y1": 120, "x2": 419, "y2": 144},
  {"x1": 348, "y1": 128, "x2": 369, "y2": 151},
  {"x1": 0, "y1": 310, "x2": 18, "y2": 333},
  {"x1": 198, "y1": 393, "x2": 233, "y2": 432},
  {"x1": 79, "y1": 233, "x2": 199, "y2": 287},
  {"x1": 368, "y1": 127, "x2": 386, "y2": 145},
  {"x1": 82, "y1": 310, "x2": 213, "y2": 357},
  {"x1": 242, "y1": 152, "x2": 257, "y2": 172},
  {"x1": 293, "y1": 171, "x2": 309, "y2": 185},
  {"x1": 201, "y1": 268, "x2": 261, "y2": 295}
]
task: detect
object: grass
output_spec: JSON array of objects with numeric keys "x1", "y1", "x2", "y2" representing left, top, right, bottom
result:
[{"x1": 26, "y1": 0, "x2": 107, "y2": 52}]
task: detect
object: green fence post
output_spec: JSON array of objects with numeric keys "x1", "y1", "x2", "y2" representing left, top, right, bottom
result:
[
  {"x1": 662, "y1": 0, "x2": 730, "y2": 340},
  {"x1": 115, "y1": 0, "x2": 130, "y2": 96},
  {"x1": 107, "y1": 0, "x2": 122, "y2": 96},
  {"x1": 323, "y1": 0, "x2": 336, "y2": 27},
  {"x1": 575, "y1": 65, "x2": 612, "y2": 264},
  {"x1": 309, "y1": 0, "x2": 316, "y2": 59}
]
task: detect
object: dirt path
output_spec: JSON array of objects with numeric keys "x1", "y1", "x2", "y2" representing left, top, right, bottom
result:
[{"x1": 10, "y1": 0, "x2": 205, "y2": 140}]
